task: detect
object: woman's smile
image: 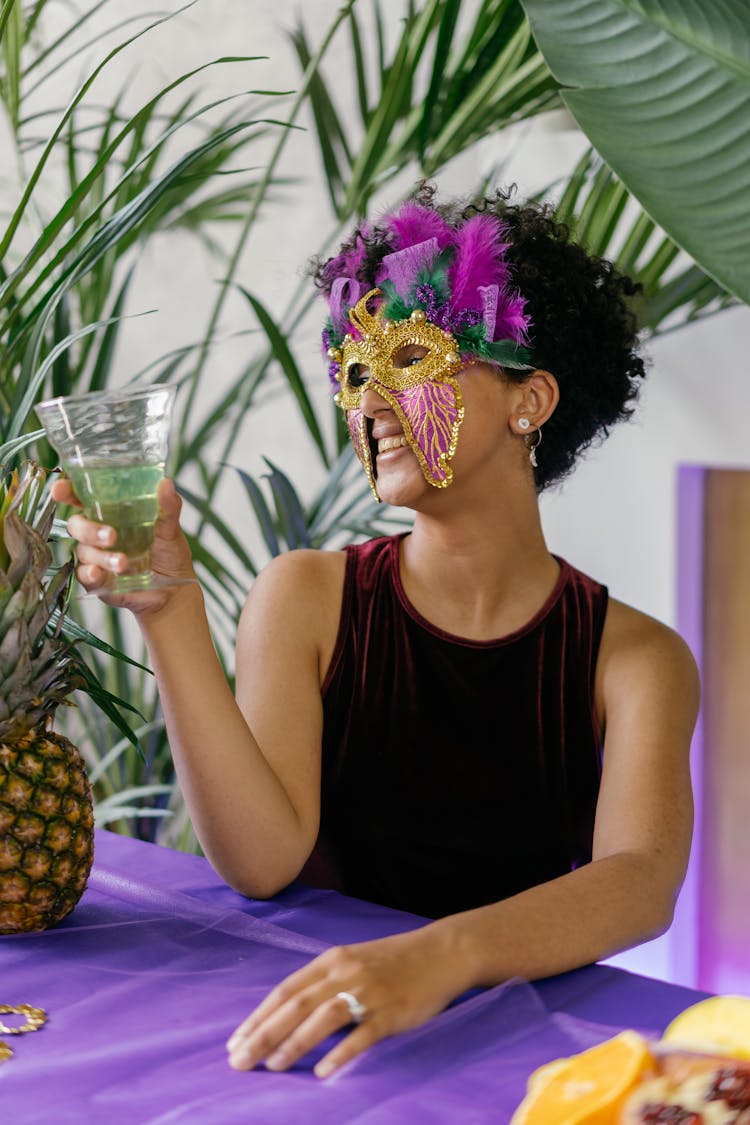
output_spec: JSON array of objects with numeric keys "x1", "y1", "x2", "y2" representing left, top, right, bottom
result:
[{"x1": 377, "y1": 434, "x2": 409, "y2": 454}]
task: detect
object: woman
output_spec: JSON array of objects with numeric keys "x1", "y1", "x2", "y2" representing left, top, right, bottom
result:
[{"x1": 53, "y1": 187, "x2": 699, "y2": 1080}]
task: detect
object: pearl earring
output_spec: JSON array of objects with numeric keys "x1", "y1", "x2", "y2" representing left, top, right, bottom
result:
[{"x1": 518, "y1": 417, "x2": 530, "y2": 431}]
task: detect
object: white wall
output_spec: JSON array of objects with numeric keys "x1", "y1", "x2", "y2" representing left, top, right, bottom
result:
[
  {"x1": 541, "y1": 306, "x2": 750, "y2": 622},
  {"x1": 543, "y1": 304, "x2": 750, "y2": 986}
]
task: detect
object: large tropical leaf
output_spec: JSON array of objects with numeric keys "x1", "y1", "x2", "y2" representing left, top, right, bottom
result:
[
  {"x1": 520, "y1": 0, "x2": 750, "y2": 303},
  {"x1": 550, "y1": 149, "x2": 737, "y2": 334}
]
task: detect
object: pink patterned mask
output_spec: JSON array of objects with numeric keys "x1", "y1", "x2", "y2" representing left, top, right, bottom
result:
[
  {"x1": 333, "y1": 289, "x2": 466, "y2": 500},
  {"x1": 322, "y1": 204, "x2": 535, "y2": 499}
]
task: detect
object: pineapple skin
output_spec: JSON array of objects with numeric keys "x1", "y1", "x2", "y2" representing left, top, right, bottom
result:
[{"x1": 0, "y1": 724, "x2": 94, "y2": 934}]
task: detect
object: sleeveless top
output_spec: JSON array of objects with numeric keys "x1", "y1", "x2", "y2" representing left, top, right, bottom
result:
[{"x1": 304, "y1": 534, "x2": 609, "y2": 920}]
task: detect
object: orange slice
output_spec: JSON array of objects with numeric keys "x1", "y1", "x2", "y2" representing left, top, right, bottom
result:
[
  {"x1": 510, "y1": 1031, "x2": 655, "y2": 1124},
  {"x1": 662, "y1": 995, "x2": 750, "y2": 1060}
]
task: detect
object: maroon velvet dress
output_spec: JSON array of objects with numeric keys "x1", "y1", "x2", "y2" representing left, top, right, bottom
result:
[{"x1": 305, "y1": 534, "x2": 608, "y2": 920}]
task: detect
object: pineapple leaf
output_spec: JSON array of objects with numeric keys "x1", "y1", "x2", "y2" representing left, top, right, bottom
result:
[
  {"x1": 0, "y1": 462, "x2": 149, "y2": 755},
  {"x1": 2, "y1": 510, "x2": 52, "y2": 587},
  {"x1": 68, "y1": 652, "x2": 147, "y2": 759},
  {"x1": 0, "y1": 429, "x2": 45, "y2": 464},
  {"x1": 56, "y1": 613, "x2": 151, "y2": 672}
]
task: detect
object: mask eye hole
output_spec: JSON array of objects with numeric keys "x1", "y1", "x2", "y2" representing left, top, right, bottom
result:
[
  {"x1": 393, "y1": 345, "x2": 430, "y2": 369},
  {"x1": 346, "y1": 363, "x2": 369, "y2": 388}
]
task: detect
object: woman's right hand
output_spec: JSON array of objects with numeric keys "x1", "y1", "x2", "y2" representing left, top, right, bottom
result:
[{"x1": 50, "y1": 476, "x2": 199, "y2": 616}]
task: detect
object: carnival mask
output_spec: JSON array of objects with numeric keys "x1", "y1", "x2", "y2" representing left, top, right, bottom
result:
[
  {"x1": 331, "y1": 290, "x2": 465, "y2": 499},
  {"x1": 321, "y1": 203, "x2": 535, "y2": 500}
]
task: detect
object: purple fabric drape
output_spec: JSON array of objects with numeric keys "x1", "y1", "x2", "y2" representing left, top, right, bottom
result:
[{"x1": 0, "y1": 830, "x2": 708, "y2": 1124}]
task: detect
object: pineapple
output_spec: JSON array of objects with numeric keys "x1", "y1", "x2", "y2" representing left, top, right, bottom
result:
[{"x1": 0, "y1": 462, "x2": 94, "y2": 934}]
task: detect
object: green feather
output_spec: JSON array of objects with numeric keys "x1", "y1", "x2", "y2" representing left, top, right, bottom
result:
[
  {"x1": 379, "y1": 278, "x2": 412, "y2": 323},
  {"x1": 456, "y1": 322, "x2": 488, "y2": 350},
  {"x1": 460, "y1": 334, "x2": 534, "y2": 370},
  {"x1": 325, "y1": 316, "x2": 344, "y2": 351},
  {"x1": 381, "y1": 246, "x2": 456, "y2": 316},
  {"x1": 412, "y1": 245, "x2": 455, "y2": 305}
]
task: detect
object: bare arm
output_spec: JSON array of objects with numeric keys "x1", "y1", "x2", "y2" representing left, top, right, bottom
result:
[
  {"x1": 228, "y1": 600, "x2": 700, "y2": 1077},
  {"x1": 428, "y1": 599, "x2": 699, "y2": 984},
  {"x1": 137, "y1": 554, "x2": 330, "y2": 897},
  {"x1": 54, "y1": 477, "x2": 343, "y2": 897}
]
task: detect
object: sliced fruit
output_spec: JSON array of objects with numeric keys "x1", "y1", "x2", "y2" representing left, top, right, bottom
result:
[
  {"x1": 662, "y1": 996, "x2": 750, "y2": 1061},
  {"x1": 510, "y1": 1030, "x2": 656, "y2": 1124}
]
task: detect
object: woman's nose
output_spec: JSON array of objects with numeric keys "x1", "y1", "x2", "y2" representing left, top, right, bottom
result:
[{"x1": 360, "y1": 383, "x2": 391, "y2": 417}]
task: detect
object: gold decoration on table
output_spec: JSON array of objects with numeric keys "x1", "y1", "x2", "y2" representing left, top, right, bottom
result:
[
  {"x1": 0, "y1": 1003, "x2": 47, "y2": 1034},
  {"x1": 0, "y1": 1003, "x2": 47, "y2": 1065}
]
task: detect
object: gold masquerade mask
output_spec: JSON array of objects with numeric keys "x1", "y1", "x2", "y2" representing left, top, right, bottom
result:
[{"x1": 331, "y1": 289, "x2": 466, "y2": 499}]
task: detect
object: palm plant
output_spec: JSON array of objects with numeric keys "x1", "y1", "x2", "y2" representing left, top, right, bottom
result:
[
  {"x1": 0, "y1": 0, "x2": 371, "y2": 848},
  {"x1": 0, "y1": 0, "x2": 740, "y2": 853},
  {"x1": 289, "y1": 0, "x2": 560, "y2": 219},
  {"x1": 0, "y1": 3, "x2": 292, "y2": 456},
  {"x1": 0, "y1": 0, "x2": 302, "y2": 839},
  {"x1": 230, "y1": 0, "x2": 737, "y2": 580},
  {"x1": 547, "y1": 150, "x2": 738, "y2": 334}
]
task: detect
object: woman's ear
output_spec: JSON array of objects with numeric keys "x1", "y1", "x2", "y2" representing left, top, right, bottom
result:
[{"x1": 510, "y1": 369, "x2": 559, "y2": 432}]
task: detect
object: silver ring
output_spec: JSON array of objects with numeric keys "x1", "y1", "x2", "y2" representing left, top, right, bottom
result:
[{"x1": 335, "y1": 990, "x2": 368, "y2": 1024}]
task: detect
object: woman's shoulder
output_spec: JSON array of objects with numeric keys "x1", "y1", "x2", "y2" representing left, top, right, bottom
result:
[
  {"x1": 245, "y1": 535, "x2": 404, "y2": 607},
  {"x1": 597, "y1": 596, "x2": 699, "y2": 699},
  {"x1": 247, "y1": 547, "x2": 348, "y2": 608},
  {"x1": 602, "y1": 596, "x2": 689, "y2": 647},
  {"x1": 238, "y1": 549, "x2": 349, "y2": 681}
]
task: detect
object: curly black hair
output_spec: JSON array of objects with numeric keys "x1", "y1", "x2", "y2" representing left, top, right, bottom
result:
[{"x1": 312, "y1": 184, "x2": 645, "y2": 491}]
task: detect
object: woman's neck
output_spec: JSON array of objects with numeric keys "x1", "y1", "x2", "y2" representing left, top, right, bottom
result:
[{"x1": 398, "y1": 480, "x2": 559, "y2": 641}]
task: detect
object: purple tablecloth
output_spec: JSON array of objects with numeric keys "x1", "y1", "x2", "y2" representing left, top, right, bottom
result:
[{"x1": 1, "y1": 830, "x2": 707, "y2": 1123}]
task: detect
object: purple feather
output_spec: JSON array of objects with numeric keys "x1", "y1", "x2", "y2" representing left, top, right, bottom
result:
[
  {"x1": 493, "y1": 290, "x2": 531, "y2": 345},
  {"x1": 318, "y1": 200, "x2": 534, "y2": 371},
  {"x1": 448, "y1": 215, "x2": 510, "y2": 311},
  {"x1": 341, "y1": 226, "x2": 371, "y2": 274},
  {"x1": 322, "y1": 227, "x2": 372, "y2": 291},
  {"x1": 329, "y1": 276, "x2": 368, "y2": 333},
  {"x1": 377, "y1": 238, "x2": 441, "y2": 299},
  {"x1": 386, "y1": 203, "x2": 454, "y2": 252}
]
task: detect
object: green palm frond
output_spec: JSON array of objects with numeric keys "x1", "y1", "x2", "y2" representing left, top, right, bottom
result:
[
  {"x1": 550, "y1": 150, "x2": 737, "y2": 335},
  {"x1": 227, "y1": 446, "x2": 407, "y2": 563},
  {"x1": 292, "y1": 0, "x2": 560, "y2": 218},
  {"x1": 0, "y1": 2, "x2": 299, "y2": 467},
  {"x1": 238, "y1": 288, "x2": 330, "y2": 469}
]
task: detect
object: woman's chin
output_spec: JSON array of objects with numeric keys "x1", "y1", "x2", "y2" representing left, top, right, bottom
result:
[{"x1": 372, "y1": 454, "x2": 427, "y2": 508}]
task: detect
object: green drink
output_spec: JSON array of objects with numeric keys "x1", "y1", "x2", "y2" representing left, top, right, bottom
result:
[
  {"x1": 36, "y1": 385, "x2": 194, "y2": 595},
  {"x1": 67, "y1": 461, "x2": 164, "y2": 585}
]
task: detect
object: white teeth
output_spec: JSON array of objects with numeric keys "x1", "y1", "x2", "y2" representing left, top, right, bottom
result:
[{"x1": 377, "y1": 435, "x2": 408, "y2": 452}]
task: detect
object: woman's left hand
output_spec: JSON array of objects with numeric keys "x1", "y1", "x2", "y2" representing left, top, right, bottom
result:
[{"x1": 226, "y1": 924, "x2": 473, "y2": 1079}]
